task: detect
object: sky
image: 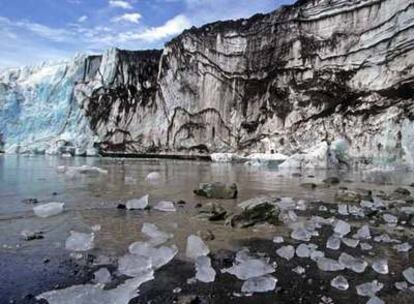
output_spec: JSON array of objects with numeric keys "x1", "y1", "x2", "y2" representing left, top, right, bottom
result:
[{"x1": 0, "y1": 0, "x2": 294, "y2": 68}]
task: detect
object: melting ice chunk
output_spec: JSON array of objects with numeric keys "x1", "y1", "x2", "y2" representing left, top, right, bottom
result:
[
  {"x1": 93, "y1": 268, "x2": 112, "y2": 284},
  {"x1": 367, "y1": 297, "x2": 384, "y2": 304},
  {"x1": 393, "y1": 242, "x2": 412, "y2": 253},
  {"x1": 338, "y1": 252, "x2": 367, "y2": 273},
  {"x1": 33, "y1": 202, "x2": 64, "y2": 218},
  {"x1": 372, "y1": 259, "x2": 388, "y2": 275},
  {"x1": 342, "y1": 238, "x2": 359, "y2": 248},
  {"x1": 186, "y1": 235, "x2": 210, "y2": 259},
  {"x1": 273, "y1": 236, "x2": 284, "y2": 244},
  {"x1": 291, "y1": 227, "x2": 313, "y2": 242},
  {"x1": 65, "y1": 231, "x2": 94, "y2": 252},
  {"x1": 330, "y1": 275, "x2": 349, "y2": 291},
  {"x1": 223, "y1": 250, "x2": 275, "y2": 280},
  {"x1": 395, "y1": 281, "x2": 408, "y2": 291},
  {"x1": 296, "y1": 244, "x2": 317, "y2": 258},
  {"x1": 241, "y1": 275, "x2": 277, "y2": 294},
  {"x1": 403, "y1": 267, "x2": 414, "y2": 284},
  {"x1": 146, "y1": 172, "x2": 161, "y2": 185},
  {"x1": 356, "y1": 280, "x2": 384, "y2": 297},
  {"x1": 195, "y1": 256, "x2": 216, "y2": 283},
  {"x1": 334, "y1": 220, "x2": 351, "y2": 237},
  {"x1": 118, "y1": 254, "x2": 152, "y2": 277},
  {"x1": 276, "y1": 245, "x2": 295, "y2": 261},
  {"x1": 141, "y1": 223, "x2": 173, "y2": 246},
  {"x1": 126, "y1": 195, "x2": 149, "y2": 210},
  {"x1": 338, "y1": 204, "x2": 348, "y2": 215},
  {"x1": 383, "y1": 214, "x2": 398, "y2": 225},
  {"x1": 154, "y1": 201, "x2": 176, "y2": 212},
  {"x1": 326, "y1": 236, "x2": 341, "y2": 250},
  {"x1": 128, "y1": 242, "x2": 178, "y2": 270},
  {"x1": 354, "y1": 225, "x2": 371, "y2": 240},
  {"x1": 317, "y1": 257, "x2": 345, "y2": 272},
  {"x1": 360, "y1": 243, "x2": 373, "y2": 251},
  {"x1": 37, "y1": 270, "x2": 154, "y2": 304}
]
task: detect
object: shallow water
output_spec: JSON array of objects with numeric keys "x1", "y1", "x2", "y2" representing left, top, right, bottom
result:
[{"x1": 1, "y1": 155, "x2": 414, "y2": 303}]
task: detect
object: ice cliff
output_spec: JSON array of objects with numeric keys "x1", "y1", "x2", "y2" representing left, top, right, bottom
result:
[{"x1": 0, "y1": 0, "x2": 413, "y2": 166}]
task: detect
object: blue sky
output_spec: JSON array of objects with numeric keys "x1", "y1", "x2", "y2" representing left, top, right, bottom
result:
[{"x1": 0, "y1": 0, "x2": 294, "y2": 68}]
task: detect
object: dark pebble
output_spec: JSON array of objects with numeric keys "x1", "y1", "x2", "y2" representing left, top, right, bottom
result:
[{"x1": 117, "y1": 204, "x2": 126, "y2": 209}]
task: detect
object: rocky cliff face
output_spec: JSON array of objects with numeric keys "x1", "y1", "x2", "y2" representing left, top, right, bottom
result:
[{"x1": 1, "y1": 0, "x2": 413, "y2": 166}]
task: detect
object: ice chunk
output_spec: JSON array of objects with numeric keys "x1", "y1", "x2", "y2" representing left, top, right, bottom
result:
[
  {"x1": 317, "y1": 257, "x2": 345, "y2": 272},
  {"x1": 186, "y1": 235, "x2": 210, "y2": 259},
  {"x1": 334, "y1": 220, "x2": 351, "y2": 237},
  {"x1": 327, "y1": 236, "x2": 341, "y2": 250},
  {"x1": 372, "y1": 259, "x2": 388, "y2": 275},
  {"x1": 403, "y1": 267, "x2": 414, "y2": 284},
  {"x1": 360, "y1": 243, "x2": 373, "y2": 251},
  {"x1": 241, "y1": 275, "x2": 277, "y2": 294},
  {"x1": 93, "y1": 268, "x2": 111, "y2": 284},
  {"x1": 395, "y1": 281, "x2": 408, "y2": 291},
  {"x1": 383, "y1": 214, "x2": 398, "y2": 225},
  {"x1": 128, "y1": 242, "x2": 178, "y2": 270},
  {"x1": 393, "y1": 242, "x2": 412, "y2": 252},
  {"x1": 91, "y1": 225, "x2": 101, "y2": 232},
  {"x1": 65, "y1": 231, "x2": 94, "y2": 252},
  {"x1": 356, "y1": 280, "x2": 384, "y2": 297},
  {"x1": 342, "y1": 238, "x2": 359, "y2": 248},
  {"x1": 37, "y1": 270, "x2": 153, "y2": 304},
  {"x1": 367, "y1": 297, "x2": 384, "y2": 304},
  {"x1": 118, "y1": 254, "x2": 152, "y2": 277},
  {"x1": 273, "y1": 236, "x2": 284, "y2": 244},
  {"x1": 154, "y1": 201, "x2": 176, "y2": 212},
  {"x1": 338, "y1": 204, "x2": 349, "y2": 215},
  {"x1": 374, "y1": 234, "x2": 400, "y2": 243},
  {"x1": 354, "y1": 225, "x2": 371, "y2": 240},
  {"x1": 338, "y1": 253, "x2": 367, "y2": 273},
  {"x1": 330, "y1": 275, "x2": 349, "y2": 291},
  {"x1": 195, "y1": 256, "x2": 216, "y2": 283},
  {"x1": 291, "y1": 227, "x2": 313, "y2": 242},
  {"x1": 310, "y1": 250, "x2": 325, "y2": 261},
  {"x1": 223, "y1": 250, "x2": 275, "y2": 280},
  {"x1": 33, "y1": 202, "x2": 64, "y2": 218},
  {"x1": 292, "y1": 266, "x2": 306, "y2": 275},
  {"x1": 141, "y1": 223, "x2": 173, "y2": 246},
  {"x1": 146, "y1": 172, "x2": 161, "y2": 182},
  {"x1": 126, "y1": 195, "x2": 149, "y2": 210},
  {"x1": 296, "y1": 244, "x2": 317, "y2": 258},
  {"x1": 276, "y1": 245, "x2": 295, "y2": 261}
]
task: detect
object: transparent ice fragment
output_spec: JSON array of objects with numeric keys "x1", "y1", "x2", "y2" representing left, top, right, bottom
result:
[
  {"x1": 403, "y1": 267, "x2": 414, "y2": 284},
  {"x1": 367, "y1": 297, "x2": 384, "y2": 304},
  {"x1": 141, "y1": 223, "x2": 173, "y2": 246},
  {"x1": 93, "y1": 268, "x2": 111, "y2": 284},
  {"x1": 128, "y1": 242, "x2": 178, "y2": 270},
  {"x1": 393, "y1": 242, "x2": 412, "y2": 252},
  {"x1": 354, "y1": 225, "x2": 371, "y2": 240},
  {"x1": 383, "y1": 214, "x2": 398, "y2": 225},
  {"x1": 186, "y1": 235, "x2": 210, "y2": 259},
  {"x1": 334, "y1": 220, "x2": 351, "y2": 237},
  {"x1": 118, "y1": 254, "x2": 152, "y2": 277},
  {"x1": 146, "y1": 172, "x2": 161, "y2": 185},
  {"x1": 342, "y1": 238, "x2": 359, "y2": 248},
  {"x1": 292, "y1": 266, "x2": 306, "y2": 275},
  {"x1": 317, "y1": 257, "x2": 345, "y2": 272},
  {"x1": 241, "y1": 275, "x2": 277, "y2": 294},
  {"x1": 296, "y1": 243, "x2": 317, "y2": 258},
  {"x1": 338, "y1": 252, "x2": 367, "y2": 273},
  {"x1": 327, "y1": 236, "x2": 341, "y2": 250},
  {"x1": 153, "y1": 201, "x2": 176, "y2": 212},
  {"x1": 65, "y1": 231, "x2": 94, "y2": 252},
  {"x1": 273, "y1": 236, "x2": 284, "y2": 244},
  {"x1": 338, "y1": 204, "x2": 348, "y2": 215},
  {"x1": 37, "y1": 270, "x2": 154, "y2": 304},
  {"x1": 195, "y1": 256, "x2": 216, "y2": 283},
  {"x1": 223, "y1": 251, "x2": 275, "y2": 280},
  {"x1": 360, "y1": 243, "x2": 373, "y2": 251},
  {"x1": 356, "y1": 280, "x2": 384, "y2": 297},
  {"x1": 33, "y1": 202, "x2": 64, "y2": 218},
  {"x1": 291, "y1": 227, "x2": 313, "y2": 242},
  {"x1": 330, "y1": 275, "x2": 349, "y2": 291},
  {"x1": 395, "y1": 281, "x2": 408, "y2": 291},
  {"x1": 276, "y1": 245, "x2": 295, "y2": 261},
  {"x1": 372, "y1": 259, "x2": 388, "y2": 275},
  {"x1": 126, "y1": 195, "x2": 149, "y2": 210}
]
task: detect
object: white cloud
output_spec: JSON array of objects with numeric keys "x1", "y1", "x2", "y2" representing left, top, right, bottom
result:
[
  {"x1": 111, "y1": 13, "x2": 141, "y2": 24},
  {"x1": 109, "y1": 0, "x2": 133, "y2": 10},
  {"x1": 132, "y1": 15, "x2": 191, "y2": 42},
  {"x1": 78, "y1": 15, "x2": 88, "y2": 23}
]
